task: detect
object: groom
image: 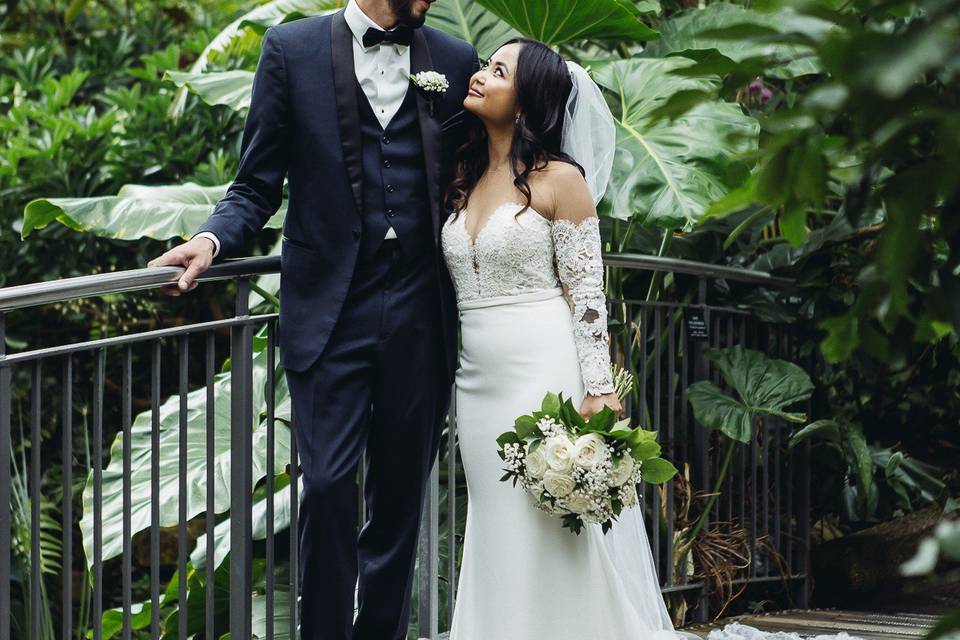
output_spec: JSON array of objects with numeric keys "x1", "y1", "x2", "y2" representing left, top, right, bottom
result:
[{"x1": 148, "y1": 1, "x2": 477, "y2": 638}]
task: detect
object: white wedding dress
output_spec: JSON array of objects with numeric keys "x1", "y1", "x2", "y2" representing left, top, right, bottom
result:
[{"x1": 439, "y1": 201, "x2": 863, "y2": 640}]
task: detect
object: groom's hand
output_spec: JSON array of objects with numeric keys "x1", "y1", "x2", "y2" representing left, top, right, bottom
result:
[{"x1": 147, "y1": 237, "x2": 216, "y2": 296}]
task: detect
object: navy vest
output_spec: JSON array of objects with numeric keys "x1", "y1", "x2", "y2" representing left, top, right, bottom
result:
[{"x1": 356, "y1": 82, "x2": 433, "y2": 261}]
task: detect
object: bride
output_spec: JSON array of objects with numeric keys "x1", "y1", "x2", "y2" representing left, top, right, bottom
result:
[{"x1": 439, "y1": 38, "x2": 863, "y2": 640}]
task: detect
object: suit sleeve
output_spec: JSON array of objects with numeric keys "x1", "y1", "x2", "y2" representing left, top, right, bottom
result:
[{"x1": 192, "y1": 26, "x2": 290, "y2": 259}]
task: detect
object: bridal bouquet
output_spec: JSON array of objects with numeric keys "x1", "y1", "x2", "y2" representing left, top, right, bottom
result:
[{"x1": 496, "y1": 366, "x2": 677, "y2": 535}]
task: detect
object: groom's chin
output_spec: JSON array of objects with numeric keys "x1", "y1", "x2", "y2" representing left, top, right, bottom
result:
[{"x1": 397, "y1": 0, "x2": 432, "y2": 27}]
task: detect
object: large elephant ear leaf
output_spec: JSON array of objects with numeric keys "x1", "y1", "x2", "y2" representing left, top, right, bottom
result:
[
  {"x1": 22, "y1": 182, "x2": 285, "y2": 241},
  {"x1": 474, "y1": 0, "x2": 658, "y2": 46},
  {"x1": 686, "y1": 345, "x2": 814, "y2": 442},
  {"x1": 593, "y1": 57, "x2": 759, "y2": 227},
  {"x1": 426, "y1": 0, "x2": 520, "y2": 60},
  {"x1": 645, "y1": 3, "x2": 832, "y2": 80},
  {"x1": 168, "y1": 0, "x2": 343, "y2": 118}
]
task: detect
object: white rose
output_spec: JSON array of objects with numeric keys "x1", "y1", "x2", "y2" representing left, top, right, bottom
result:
[
  {"x1": 524, "y1": 444, "x2": 548, "y2": 479},
  {"x1": 542, "y1": 469, "x2": 576, "y2": 498},
  {"x1": 544, "y1": 436, "x2": 575, "y2": 472},
  {"x1": 573, "y1": 433, "x2": 610, "y2": 469},
  {"x1": 565, "y1": 491, "x2": 594, "y2": 514},
  {"x1": 609, "y1": 454, "x2": 636, "y2": 486}
]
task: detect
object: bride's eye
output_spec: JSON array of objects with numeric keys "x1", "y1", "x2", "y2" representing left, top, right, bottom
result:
[{"x1": 479, "y1": 59, "x2": 490, "y2": 71}]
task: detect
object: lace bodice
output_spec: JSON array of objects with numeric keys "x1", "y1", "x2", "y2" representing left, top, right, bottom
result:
[{"x1": 441, "y1": 202, "x2": 615, "y2": 396}]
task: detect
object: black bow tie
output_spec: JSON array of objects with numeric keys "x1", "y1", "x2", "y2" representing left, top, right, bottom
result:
[{"x1": 362, "y1": 25, "x2": 414, "y2": 48}]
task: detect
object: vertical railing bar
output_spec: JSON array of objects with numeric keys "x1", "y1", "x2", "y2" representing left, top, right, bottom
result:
[
  {"x1": 418, "y1": 459, "x2": 440, "y2": 639},
  {"x1": 652, "y1": 306, "x2": 662, "y2": 575},
  {"x1": 639, "y1": 305, "x2": 648, "y2": 428},
  {"x1": 122, "y1": 346, "x2": 132, "y2": 640},
  {"x1": 230, "y1": 278, "x2": 254, "y2": 640},
  {"x1": 738, "y1": 319, "x2": 747, "y2": 560},
  {"x1": 205, "y1": 332, "x2": 216, "y2": 640},
  {"x1": 665, "y1": 308, "x2": 676, "y2": 588},
  {"x1": 799, "y1": 328, "x2": 812, "y2": 606},
  {"x1": 30, "y1": 360, "x2": 42, "y2": 640},
  {"x1": 266, "y1": 321, "x2": 276, "y2": 640},
  {"x1": 290, "y1": 399, "x2": 299, "y2": 640},
  {"x1": 678, "y1": 305, "x2": 690, "y2": 586},
  {"x1": 0, "y1": 313, "x2": 9, "y2": 640},
  {"x1": 693, "y1": 277, "x2": 710, "y2": 622},
  {"x1": 151, "y1": 340, "x2": 161, "y2": 638},
  {"x1": 62, "y1": 355, "x2": 74, "y2": 640},
  {"x1": 93, "y1": 349, "x2": 105, "y2": 640},
  {"x1": 724, "y1": 316, "x2": 734, "y2": 527},
  {"x1": 178, "y1": 335, "x2": 189, "y2": 639},
  {"x1": 773, "y1": 326, "x2": 784, "y2": 563},
  {"x1": 447, "y1": 384, "x2": 458, "y2": 625}
]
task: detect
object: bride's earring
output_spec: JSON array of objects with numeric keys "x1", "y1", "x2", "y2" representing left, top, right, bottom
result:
[{"x1": 515, "y1": 112, "x2": 521, "y2": 123}]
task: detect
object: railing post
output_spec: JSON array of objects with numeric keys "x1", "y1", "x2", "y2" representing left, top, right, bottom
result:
[
  {"x1": 691, "y1": 277, "x2": 711, "y2": 623},
  {"x1": 230, "y1": 278, "x2": 254, "y2": 640},
  {"x1": 417, "y1": 458, "x2": 439, "y2": 640},
  {"x1": 0, "y1": 312, "x2": 9, "y2": 640}
]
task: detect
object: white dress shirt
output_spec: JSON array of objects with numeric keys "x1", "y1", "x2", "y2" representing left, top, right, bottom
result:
[{"x1": 195, "y1": 0, "x2": 408, "y2": 257}]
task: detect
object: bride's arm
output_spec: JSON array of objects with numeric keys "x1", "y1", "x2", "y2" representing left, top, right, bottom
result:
[{"x1": 547, "y1": 163, "x2": 618, "y2": 409}]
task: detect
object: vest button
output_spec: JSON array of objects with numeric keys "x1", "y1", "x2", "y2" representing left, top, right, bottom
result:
[
  {"x1": 353, "y1": 229, "x2": 361, "y2": 238},
  {"x1": 387, "y1": 209, "x2": 395, "y2": 217},
  {"x1": 383, "y1": 159, "x2": 392, "y2": 168},
  {"x1": 382, "y1": 135, "x2": 391, "y2": 144},
  {"x1": 386, "y1": 184, "x2": 396, "y2": 193}
]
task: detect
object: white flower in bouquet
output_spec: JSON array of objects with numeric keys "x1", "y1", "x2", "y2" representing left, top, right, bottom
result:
[
  {"x1": 536, "y1": 416, "x2": 564, "y2": 437},
  {"x1": 572, "y1": 433, "x2": 610, "y2": 469},
  {"x1": 619, "y1": 483, "x2": 639, "y2": 508},
  {"x1": 524, "y1": 444, "x2": 548, "y2": 479},
  {"x1": 608, "y1": 454, "x2": 636, "y2": 487},
  {"x1": 565, "y1": 490, "x2": 594, "y2": 515},
  {"x1": 542, "y1": 469, "x2": 576, "y2": 498},
  {"x1": 544, "y1": 435, "x2": 575, "y2": 472}
]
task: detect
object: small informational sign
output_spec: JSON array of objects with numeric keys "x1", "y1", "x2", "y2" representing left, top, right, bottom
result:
[{"x1": 685, "y1": 308, "x2": 709, "y2": 341}]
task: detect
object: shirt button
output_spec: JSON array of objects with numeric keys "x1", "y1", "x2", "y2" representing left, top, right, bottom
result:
[
  {"x1": 383, "y1": 159, "x2": 392, "y2": 168},
  {"x1": 386, "y1": 184, "x2": 396, "y2": 193}
]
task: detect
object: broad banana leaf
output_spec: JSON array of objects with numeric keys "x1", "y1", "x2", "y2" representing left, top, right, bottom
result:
[
  {"x1": 426, "y1": 0, "x2": 520, "y2": 59},
  {"x1": 593, "y1": 57, "x2": 758, "y2": 227},
  {"x1": 645, "y1": 4, "x2": 832, "y2": 79},
  {"x1": 22, "y1": 181, "x2": 285, "y2": 241},
  {"x1": 168, "y1": 0, "x2": 344, "y2": 118},
  {"x1": 474, "y1": 0, "x2": 658, "y2": 45},
  {"x1": 79, "y1": 342, "x2": 292, "y2": 569},
  {"x1": 163, "y1": 70, "x2": 254, "y2": 112}
]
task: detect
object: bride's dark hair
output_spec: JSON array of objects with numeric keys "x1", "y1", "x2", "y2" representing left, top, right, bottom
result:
[{"x1": 445, "y1": 38, "x2": 585, "y2": 217}]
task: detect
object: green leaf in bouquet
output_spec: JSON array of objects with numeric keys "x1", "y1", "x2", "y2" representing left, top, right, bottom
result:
[
  {"x1": 625, "y1": 426, "x2": 659, "y2": 448},
  {"x1": 514, "y1": 414, "x2": 539, "y2": 440},
  {"x1": 631, "y1": 439, "x2": 662, "y2": 460},
  {"x1": 560, "y1": 396, "x2": 587, "y2": 429},
  {"x1": 584, "y1": 406, "x2": 617, "y2": 433},
  {"x1": 541, "y1": 392, "x2": 562, "y2": 416},
  {"x1": 496, "y1": 431, "x2": 521, "y2": 450},
  {"x1": 640, "y1": 457, "x2": 678, "y2": 484},
  {"x1": 527, "y1": 438, "x2": 543, "y2": 455},
  {"x1": 610, "y1": 417, "x2": 632, "y2": 434}
]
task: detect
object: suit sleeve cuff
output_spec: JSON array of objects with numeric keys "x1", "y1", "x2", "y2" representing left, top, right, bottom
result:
[{"x1": 193, "y1": 231, "x2": 221, "y2": 258}]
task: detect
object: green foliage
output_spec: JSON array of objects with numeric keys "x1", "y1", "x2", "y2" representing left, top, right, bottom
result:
[
  {"x1": 595, "y1": 57, "x2": 759, "y2": 227},
  {"x1": 425, "y1": 0, "x2": 520, "y2": 59},
  {"x1": 686, "y1": 345, "x2": 814, "y2": 442},
  {"x1": 473, "y1": 0, "x2": 659, "y2": 45}
]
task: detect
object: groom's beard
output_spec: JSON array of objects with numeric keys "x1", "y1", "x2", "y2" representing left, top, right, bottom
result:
[{"x1": 389, "y1": 0, "x2": 431, "y2": 28}]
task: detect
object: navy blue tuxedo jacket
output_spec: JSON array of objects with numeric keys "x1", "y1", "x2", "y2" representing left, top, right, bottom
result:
[{"x1": 195, "y1": 11, "x2": 478, "y2": 376}]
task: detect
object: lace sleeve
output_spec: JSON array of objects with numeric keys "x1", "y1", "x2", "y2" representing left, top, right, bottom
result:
[{"x1": 553, "y1": 216, "x2": 615, "y2": 397}]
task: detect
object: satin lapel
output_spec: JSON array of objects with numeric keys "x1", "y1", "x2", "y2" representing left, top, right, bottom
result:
[
  {"x1": 410, "y1": 29, "x2": 443, "y2": 246},
  {"x1": 331, "y1": 11, "x2": 363, "y2": 218}
]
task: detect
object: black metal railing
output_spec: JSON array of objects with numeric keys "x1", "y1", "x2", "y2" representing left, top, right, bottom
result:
[{"x1": 0, "y1": 253, "x2": 809, "y2": 640}]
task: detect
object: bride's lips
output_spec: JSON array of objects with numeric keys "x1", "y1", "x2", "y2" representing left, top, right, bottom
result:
[{"x1": 468, "y1": 86, "x2": 483, "y2": 98}]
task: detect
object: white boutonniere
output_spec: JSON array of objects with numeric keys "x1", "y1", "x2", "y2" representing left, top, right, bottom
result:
[{"x1": 410, "y1": 71, "x2": 448, "y2": 115}]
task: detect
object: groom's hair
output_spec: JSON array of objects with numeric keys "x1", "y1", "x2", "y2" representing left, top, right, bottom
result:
[{"x1": 446, "y1": 38, "x2": 585, "y2": 217}]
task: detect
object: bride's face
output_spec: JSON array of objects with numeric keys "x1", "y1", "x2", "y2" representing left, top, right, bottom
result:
[{"x1": 463, "y1": 43, "x2": 521, "y2": 125}]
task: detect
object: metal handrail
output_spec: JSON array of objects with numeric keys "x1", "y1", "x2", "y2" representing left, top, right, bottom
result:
[{"x1": 0, "y1": 253, "x2": 792, "y2": 312}]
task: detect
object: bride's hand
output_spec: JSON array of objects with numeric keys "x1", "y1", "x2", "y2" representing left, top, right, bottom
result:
[{"x1": 580, "y1": 393, "x2": 624, "y2": 420}]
